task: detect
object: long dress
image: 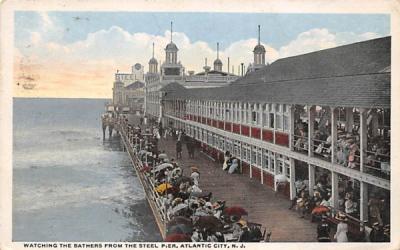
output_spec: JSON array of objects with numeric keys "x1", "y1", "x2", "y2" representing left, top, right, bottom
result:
[{"x1": 334, "y1": 222, "x2": 348, "y2": 242}]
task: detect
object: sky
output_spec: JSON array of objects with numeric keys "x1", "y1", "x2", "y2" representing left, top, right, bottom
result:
[{"x1": 14, "y1": 12, "x2": 390, "y2": 98}]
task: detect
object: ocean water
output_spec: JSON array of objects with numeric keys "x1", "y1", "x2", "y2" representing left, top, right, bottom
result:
[{"x1": 12, "y1": 98, "x2": 161, "y2": 242}]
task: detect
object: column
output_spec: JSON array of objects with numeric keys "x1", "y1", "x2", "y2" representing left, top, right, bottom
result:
[
  {"x1": 360, "y1": 182, "x2": 369, "y2": 223},
  {"x1": 360, "y1": 108, "x2": 367, "y2": 172},
  {"x1": 289, "y1": 105, "x2": 295, "y2": 150},
  {"x1": 308, "y1": 105, "x2": 315, "y2": 157},
  {"x1": 274, "y1": 153, "x2": 278, "y2": 191},
  {"x1": 331, "y1": 171, "x2": 339, "y2": 210},
  {"x1": 259, "y1": 103, "x2": 263, "y2": 139},
  {"x1": 345, "y1": 107, "x2": 354, "y2": 133},
  {"x1": 371, "y1": 109, "x2": 379, "y2": 137},
  {"x1": 308, "y1": 164, "x2": 315, "y2": 196},
  {"x1": 331, "y1": 107, "x2": 338, "y2": 163},
  {"x1": 273, "y1": 104, "x2": 276, "y2": 144},
  {"x1": 249, "y1": 147, "x2": 253, "y2": 179},
  {"x1": 289, "y1": 159, "x2": 296, "y2": 199},
  {"x1": 260, "y1": 149, "x2": 264, "y2": 185}
]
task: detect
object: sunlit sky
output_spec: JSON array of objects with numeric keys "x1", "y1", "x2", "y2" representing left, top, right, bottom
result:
[{"x1": 14, "y1": 12, "x2": 390, "y2": 98}]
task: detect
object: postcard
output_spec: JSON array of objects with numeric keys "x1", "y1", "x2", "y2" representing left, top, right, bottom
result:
[{"x1": 0, "y1": 0, "x2": 399, "y2": 250}]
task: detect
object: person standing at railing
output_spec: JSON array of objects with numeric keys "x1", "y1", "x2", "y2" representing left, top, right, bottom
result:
[
  {"x1": 176, "y1": 140, "x2": 182, "y2": 159},
  {"x1": 191, "y1": 166, "x2": 200, "y2": 186},
  {"x1": 334, "y1": 215, "x2": 349, "y2": 242},
  {"x1": 348, "y1": 140, "x2": 359, "y2": 169}
]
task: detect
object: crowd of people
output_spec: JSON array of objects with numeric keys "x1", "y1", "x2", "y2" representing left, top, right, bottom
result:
[
  {"x1": 288, "y1": 174, "x2": 390, "y2": 242},
  {"x1": 112, "y1": 114, "x2": 389, "y2": 243},
  {"x1": 116, "y1": 115, "x2": 270, "y2": 242},
  {"x1": 293, "y1": 114, "x2": 390, "y2": 178}
]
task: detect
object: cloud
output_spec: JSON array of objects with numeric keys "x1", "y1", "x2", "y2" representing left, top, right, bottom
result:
[
  {"x1": 38, "y1": 12, "x2": 54, "y2": 31},
  {"x1": 14, "y1": 26, "x2": 384, "y2": 98},
  {"x1": 279, "y1": 28, "x2": 381, "y2": 58}
]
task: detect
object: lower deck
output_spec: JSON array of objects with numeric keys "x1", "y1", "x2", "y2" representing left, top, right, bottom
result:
[{"x1": 155, "y1": 131, "x2": 317, "y2": 241}]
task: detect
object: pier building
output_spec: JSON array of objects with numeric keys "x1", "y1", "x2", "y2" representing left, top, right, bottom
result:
[{"x1": 159, "y1": 36, "x2": 391, "y2": 229}]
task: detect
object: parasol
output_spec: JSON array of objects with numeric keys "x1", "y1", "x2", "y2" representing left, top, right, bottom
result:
[
  {"x1": 193, "y1": 215, "x2": 223, "y2": 233},
  {"x1": 154, "y1": 183, "x2": 173, "y2": 194},
  {"x1": 223, "y1": 206, "x2": 248, "y2": 216},
  {"x1": 167, "y1": 223, "x2": 193, "y2": 235},
  {"x1": 167, "y1": 216, "x2": 192, "y2": 227},
  {"x1": 164, "y1": 233, "x2": 192, "y2": 242},
  {"x1": 151, "y1": 163, "x2": 173, "y2": 173}
]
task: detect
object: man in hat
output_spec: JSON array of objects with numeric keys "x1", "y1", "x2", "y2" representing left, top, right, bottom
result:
[{"x1": 317, "y1": 216, "x2": 331, "y2": 242}]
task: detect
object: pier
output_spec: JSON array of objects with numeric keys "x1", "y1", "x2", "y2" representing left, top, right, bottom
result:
[{"x1": 111, "y1": 115, "x2": 317, "y2": 242}]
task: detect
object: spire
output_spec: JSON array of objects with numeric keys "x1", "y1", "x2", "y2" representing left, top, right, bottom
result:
[
  {"x1": 205, "y1": 58, "x2": 207, "y2": 66},
  {"x1": 170, "y1": 21, "x2": 173, "y2": 42},
  {"x1": 217, "y1": 42, "x2": 219, "y2": 59},
  {"x1": 152, "y1": 42, "x2": 154, "y2": 58},
  {"x1": 258, "y1": 25, "x2": 260, "y2": 45}
]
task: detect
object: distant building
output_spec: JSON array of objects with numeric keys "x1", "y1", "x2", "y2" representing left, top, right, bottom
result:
[{"x1": 112, "y1": 64, "x2": 145, "y2": 113}]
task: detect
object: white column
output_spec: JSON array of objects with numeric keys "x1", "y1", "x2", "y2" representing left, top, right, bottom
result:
[
  {"x1": 308, "y1": 164, "x2": 315, "y2": 196},
  {"x1": 331, "y1": 171, "x2": 339, "y2": 210},
  {"x1": 360, "y1": 108, "x2": 367, "y2": 172},
  {"x1": 289, "y1": 105, "x2": 295, "y2": 150},
  {"x1": 249, "y1": 147, "x2": 253, "y2": 178},
  {"x1": 331, "y1": 107, "x2": 338, "y2": 163},
  {"x1": 308, "y1": 105, "x2": 315, "y2": 157},
  {"x1": 260, "y1": 149, "x2": 264, "y2": 184},
  {"x1": 273, "y1": 153, "x2": 278, "y2": 191},
  {"x1": 289, "y1": 158, "x2": 296, "y2": 199},
  {"x1": 371, "y1": 110, "x2": 379, "y2": 137},
  {"x1": 273, "y1": 104, "x2": 276, "y2": 144},
  {"x1": 360, "y1": 181, "x2": 369, "y2": 223}
]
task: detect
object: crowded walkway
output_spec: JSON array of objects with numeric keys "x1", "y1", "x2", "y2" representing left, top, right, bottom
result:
[{"x1": 124, "y1": 115, "x2": 317, "y2": 242}]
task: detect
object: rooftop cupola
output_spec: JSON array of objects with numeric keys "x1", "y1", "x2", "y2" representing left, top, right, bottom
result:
[
  {"x1": 213, "y1": 42, "x2": 223, "y2": 71},
  {"x1": 165, "y1": 21, "x2": 179, "y2": 64},
  {"x1": 253, "y1": 25, "x2": 266, "y2": 65},
  {"x1": 149, "y1": 42, "x2": 158, "y2": 73}
]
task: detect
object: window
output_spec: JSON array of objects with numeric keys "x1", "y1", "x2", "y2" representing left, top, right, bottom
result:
[
  {"x1": 285, "y1": 162, "x2": 290, "y2": 178},
  {"x1": 270, "y1": 152, "x2": 275, "y2": 172},
  {"x1": 262, "y1": 149, "x2": 269, "y2": 170},
  {"x1": 283, "y1": 115, "x2": 289, "y2": 131},
  {"x1": 234, "y1": 141, "x2": 240, "y2": 157},
  {"x1": 252, "y1": 111, "x2": 257, "y2": 124},
  {"x1": 257, "y1": 148, "x2": 262, "y2": 166},
  {"x1": 242, "y1": 144, "x2": 247, "y2": 161},
  {"x1": 251, "y1": 146, "x2": 257, "y2": 164},
  {"x1": 277, "y1": 159, "x2": 283, "y2": 174},
  {"x1": 269, "y1": 113, "x2": 274, "y2": 128},
  {"x1": 276, "y1": 113, "x2": 283, "y2": 129}
]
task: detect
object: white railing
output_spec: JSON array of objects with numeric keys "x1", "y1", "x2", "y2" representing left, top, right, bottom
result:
[{"x1": 185, "y1": 75, "x2": 239, "y2": 82}]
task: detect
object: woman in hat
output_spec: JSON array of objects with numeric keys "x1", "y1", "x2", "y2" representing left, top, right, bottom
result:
[
  {"x1": 334, "y1": 214, "x2": 348, "y2": 242},
  {"x1": 191, "y1": 166, "x2": 200, "y2": 186}
]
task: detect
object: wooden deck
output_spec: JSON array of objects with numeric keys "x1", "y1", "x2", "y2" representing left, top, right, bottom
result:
[
  {"x1": 156, "y1": 136, "x2": 317, "y2": 242},
  {"x1": 122, "y1": 115, "x2": 317, "y2": 242}
]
